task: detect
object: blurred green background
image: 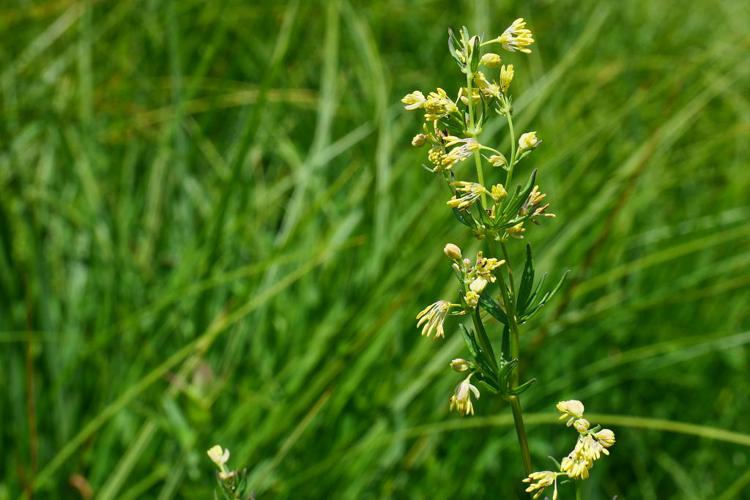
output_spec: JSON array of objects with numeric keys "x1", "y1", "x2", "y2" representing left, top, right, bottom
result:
[{"x1": 2, "y1": 0, "x2": 750, "y2": 498}]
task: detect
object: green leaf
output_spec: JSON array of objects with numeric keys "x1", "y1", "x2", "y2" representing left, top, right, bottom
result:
[
  {"x1": 478, "y1": 294, "x2": 508, "y2": 325},
  {"x1": 501, "y1": 323, "x2": 510, "y2": 361},
  {"x1": 451, "y1": 207, "x2": 476, "y2": 228},
  {"x1": 501, "y1": 169, "x2": 537, "y2": 221},
  {"x1": 517, "y1": 244, "x2": 535, "y2": 315},
  {"x1": 521, "y1": 270, "x2": 569, "y2": 322},
  {"x1": 509, "y1": 377, "x2": 537, "y2": 395},
  {"x1": 459, "y1": 323, "x2": 479, "y2": 358}
]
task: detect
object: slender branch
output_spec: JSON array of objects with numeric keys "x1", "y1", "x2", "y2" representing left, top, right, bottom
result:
[
  {"x1": 504, "y1": 98, "x2": 518, "y2": 188},
  {"x1": 465, "y1": 65, "x2": 487, "y2": 207},
  {"x1": 508, "y1": 395, "x2": 533, "y2": 476}
]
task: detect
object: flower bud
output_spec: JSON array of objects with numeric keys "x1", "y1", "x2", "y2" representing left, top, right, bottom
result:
[
  {"x1": 480, "y1": 53, "x2": 502, "y2": 68},
  {"x1": 500, "y1": 64, "x2": 514, "y2": 93},
  {"x1": 444, "y1": 243, "x2": 462, "y2": 260},
  {"x1": 594, "y1": 429, "x2": 616, "y2": 447},
  {"x1": 489, "y1": 154, "x2": 507, "y2": 168},
  {"x1": 573, "y1": 418, "x2": 590, "y2": 433},
  {"x1": 411, "y1": 133, "x2": 427, "y2": 147},
  {"x1": 450, "y1": 358, "x2": 471, "y2": 372},
  {"x1": 518, "y1": 131, "x2": 540, "y2": 151}
]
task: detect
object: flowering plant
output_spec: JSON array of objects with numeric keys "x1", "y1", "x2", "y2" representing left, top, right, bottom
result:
[{"x1": 403, "y1": 19, "x2": 615, "y2": 497}]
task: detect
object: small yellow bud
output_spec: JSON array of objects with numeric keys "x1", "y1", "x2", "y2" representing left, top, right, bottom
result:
[
  {"x1": 595, "y1": 429, "x2": 616, "y2": 447},
  {"x1": 464, "y1": 291, "x2": 479, "y2": 308},
  {"x1": 573, "y1": 418, "x2": 590, "y2": 433},
  {"x1": 518, "y1": 131, "x2": 540, "y2": 151},
  {"x1": 480, "y1": 53, "x2": 502, "y2": 68},
  {"x1": 556, "y1": 400, "x2": 585, "y2": 426},
  {"x1": 411, "y1": 133, "x2": 427, "y2": 147},
  {"x1": 490, "y1": 184, "x2": 507, "y2": 202},
  {"x1": 500, "y1": 64, "x2": 514, "y2": 93},
  {"x1": 443, "y1": 243, "x2": 462, "y2": 260},
  {"x1": 489, "y1": 153, "x2": 507, "y2": 168},
  {"x1": 450, "y1": 358, "x2": 471, "y2": 372}
]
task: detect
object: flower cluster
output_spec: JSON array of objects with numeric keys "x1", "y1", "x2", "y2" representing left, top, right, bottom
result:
[{"x1": 522, "y1": 401, "x2": 616, "y2": 498}]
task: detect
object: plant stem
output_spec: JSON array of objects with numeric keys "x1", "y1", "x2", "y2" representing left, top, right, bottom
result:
[
  {"x1": 504, "y1": 100, "x2": 518, "y2": 188},
  {"x1": 465, "y1": 68, "x2": 487, "y2": 207},
  {"x1": 508, "y1": 394, "x2": 533, "y2": 476}
]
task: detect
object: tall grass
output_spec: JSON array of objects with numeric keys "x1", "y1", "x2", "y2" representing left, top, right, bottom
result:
[{"x1": 1, "y1": 0, "x2": 749, "y2": 498}]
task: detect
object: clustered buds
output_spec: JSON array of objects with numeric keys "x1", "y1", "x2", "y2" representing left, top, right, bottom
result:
[{"x1": 523, "y1": 400, "x2": 616, "y2": 497}]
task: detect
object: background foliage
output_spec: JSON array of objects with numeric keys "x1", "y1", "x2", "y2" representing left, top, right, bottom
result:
[{"x1": 2, "y1": 0, "x2": 749, "y2": 498}]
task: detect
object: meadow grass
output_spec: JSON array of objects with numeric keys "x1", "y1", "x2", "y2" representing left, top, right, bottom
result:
[{"x1": 1, "y1": 0, "x2": 749, "y2": 498}]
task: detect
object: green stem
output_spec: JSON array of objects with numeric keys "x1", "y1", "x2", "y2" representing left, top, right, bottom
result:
[
  {"x1": 504, "y1": 99, "x2": 517, "y2": 188},
  {"x1": 465, "y1": 67, "x2": 487, "y2": 207},
  {"x1": 508, "y1": 395, "x2": 533, "y2": 476}
]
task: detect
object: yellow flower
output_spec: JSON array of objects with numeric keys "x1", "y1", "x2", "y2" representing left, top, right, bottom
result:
[
  {"x1": 464, "y1": 290, "x2": 479, "y2": 308},
  {"x1": 573, "y1": 418, "x2": 591, "y2": 433},
  {"x1": 523, "y1": 471, "x2": 560, "y2": 500},
  {"x1": 489, "y1": 154, "x2": 507, "y2": 168},
  {"x1": 497, "y1": 18, "x2": 535, "y2": 54},
  {"x1": 449, "y1": 374, "x2": 480, "y2": 415},
  {"x1": 474, "y1": 71, "x2": 501, "y2": 99},
  {"x1": 442, "y1": 138, "x2": 480, "y2": 169},
  {"x1": 518, "y1": 131, "x2": 540, "y2": 150},
  {"x1": 480, "y1": 52, "x2": 502, "y2": 68},
  {"x1": 490, "y1": 184, "x2": 507, "y2": 202},
  {"x1": 447, "y1": 181, "x2": 488, "y2": 209},
  {"x1": 401, "y1": 90, "x2": 426, "y2": 110},
  {"x1": 207, "y1": 445, "x2": 230, "y2": 467},
  {"x1": 561, "y1": 453, "x2": 591, "y2": 480},
  {"x1": 595, "y1": 428, "x2": 616, "y2": 448},
  {"x1": 207, "y1": 445, "x2": 235, "y2": 480},
  {"x1": 500, "y1": 64, "x2": 514, "y2": 93},
  {"x1": 556, "y1": 399, "x2": 585, "y2": 426},
  {"x1": 416, "y1": 300, "x2": 454, "y2": 338},
  {"x1": 423, "y1": 88, "x2": 458, "y2": 121}
]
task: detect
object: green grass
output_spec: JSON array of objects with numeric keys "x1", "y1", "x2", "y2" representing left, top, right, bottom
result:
[{"x1": 1, "y1": 0, "x2": 749, "y2": 498}]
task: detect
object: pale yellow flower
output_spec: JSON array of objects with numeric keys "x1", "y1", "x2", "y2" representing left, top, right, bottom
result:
[
  {"x1": 449, "y1": 374, "x2": 480, "y2": 416},
  {"x1": 423, "y1": 88, "x2": 458, "y2": 121},
  {"x1": 416, "y1": 300, "x2": 454, "y2": 338},
  {"x1": 497, "y1": 18, "x2": 535, "y2": 54},
  {"x1": 402, "y1": 90, "x2": 426, "y2": 110},
  {"x1": 464, "y1": 290, "x2": 480, "y2": 308},
  {"x1": 207, "y1": 445, "x2": 230, "y2": 467},
  {"x1": 490, "y1": 184, "x2": 507, "y2": 202},
  {"x1": 442, "y1": 138, "x2": 480, "y2": 169},
  {"x1": 500, "y1": 64, "x2": 514, "y2": 93},
  {"x1": 557, "y1": 399, "x2": 585, "y2": 426},
  {"x1": 518, "y1": 131, "x2": 540, "y2": 150},
  {"x1": 595, "y1": 428, "x2": 616, "y2": 448},
  {"x1": 480, "y1": 52, "x2": 502, "y2": 68},
  {"x1": 523, "y1": 471, "x2": 560, "y2": 500},
  {"x1": 573, "y1": 418, "x2": 590, "y2": 433},
  {"x1": 489, "y1": 153, "x2": 507, "y2": 168},
  {"x1": 443, "y1": 243, "x2": 462, "y2": 260},
  {"x1": 411, "y1": 133, "x2": 427, "y2": 147},
  {"x1": 447, "y1": 181, "x2": 488, "y2": 209}
]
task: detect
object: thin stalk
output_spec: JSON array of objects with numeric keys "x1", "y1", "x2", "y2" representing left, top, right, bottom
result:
[
  {"x1": 508, "y1": 395, "x2": 533, "y2": 476},
  {"x1": 504, "y1": 100, "x2": 518, "y2": 188},
  {"x1": 465, "y1": 68, "x2": 487, "y2": 207}
]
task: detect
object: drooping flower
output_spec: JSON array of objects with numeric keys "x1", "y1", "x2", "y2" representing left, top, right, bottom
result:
[
  {"x1": 416, "y1": 300, "x2": 454, "y2": 338},
  {"x1": 449, "y1": 374, "x2": 480, "y2": 415},
  {"x1": 523, "y1": 471, "x2": 560, "y2": 500},
  {"x1": 500, "y1": 64, "x2": 514, "y2": 93},
  {"x1": 447, "y1": 181, "x2": 489, "y2": 209}
]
